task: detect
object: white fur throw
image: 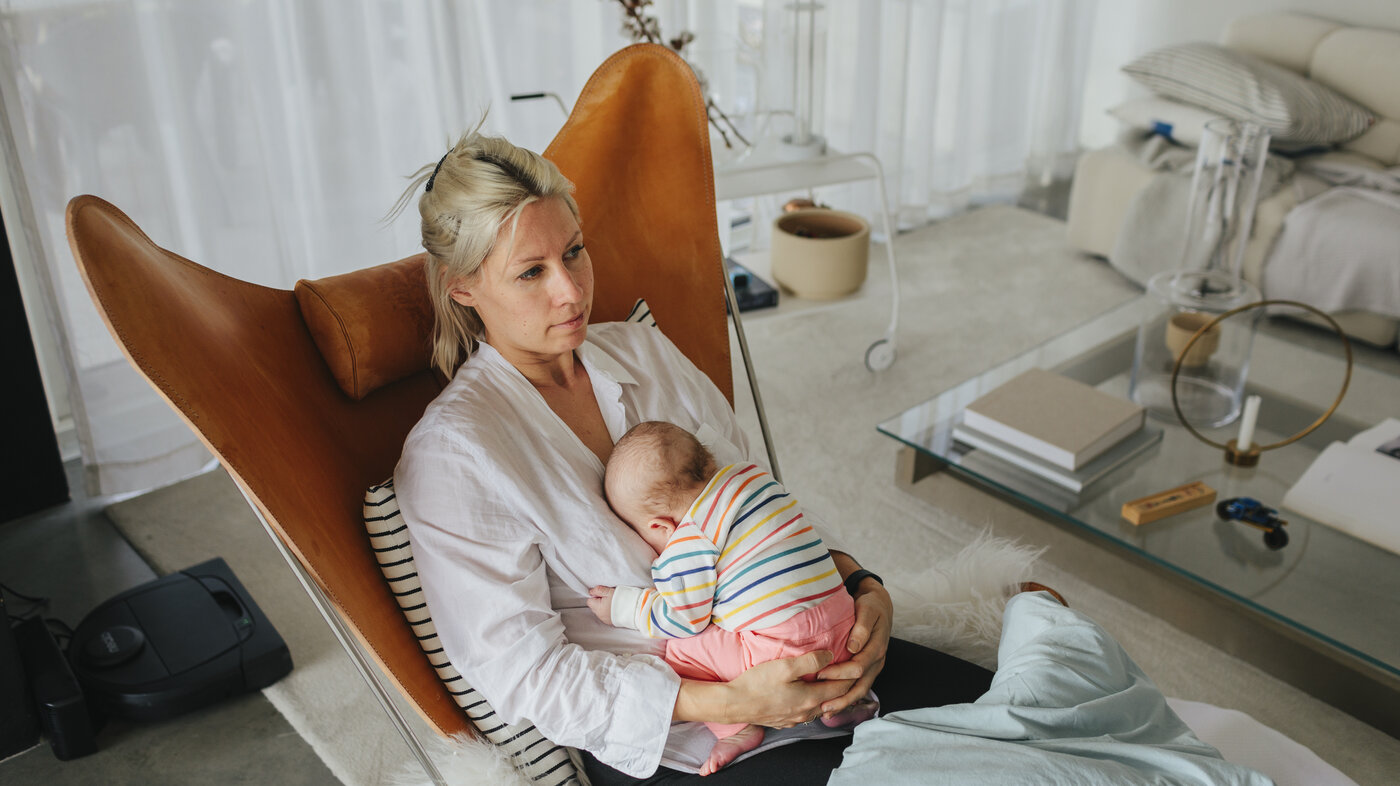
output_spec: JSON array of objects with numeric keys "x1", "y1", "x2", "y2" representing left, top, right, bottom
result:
[{"x1": 391, "y1": 532, "x2": 1041, "y2": 785}]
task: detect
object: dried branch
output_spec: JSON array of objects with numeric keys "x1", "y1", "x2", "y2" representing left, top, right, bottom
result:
[{"x1": 607, "y1": 0, "x2": 750, "y2": 150}]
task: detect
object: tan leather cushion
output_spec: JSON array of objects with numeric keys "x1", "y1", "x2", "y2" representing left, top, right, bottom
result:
[{"x1": 295, "y1": 257, "x2": 435, "y2": 401}]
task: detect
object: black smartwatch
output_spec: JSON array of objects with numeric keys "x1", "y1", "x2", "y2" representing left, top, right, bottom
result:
[{"x1": 844, "y1": 568, "x2": 884, "y2": 597}]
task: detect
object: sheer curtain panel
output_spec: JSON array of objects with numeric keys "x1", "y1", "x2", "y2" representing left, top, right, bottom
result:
[
  {"x1": 0, "y1": 0, "x2": 628, "y2": 494},
  {"x1": 0, "y1": 0, "x2": 1095, "y2": 496}
]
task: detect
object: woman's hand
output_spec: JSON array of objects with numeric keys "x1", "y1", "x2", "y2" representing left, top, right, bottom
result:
[
  {"x1": 674, "y1": 651, "x2": 854, "y2": 728},
  {"x1": 817, "y1": 553, "x2": 894, "y2": 719}
]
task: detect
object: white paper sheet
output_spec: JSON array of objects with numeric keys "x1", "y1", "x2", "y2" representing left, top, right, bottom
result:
[{"x1": 1282, "y1": 418, "x2": 1400, "y2": 555}]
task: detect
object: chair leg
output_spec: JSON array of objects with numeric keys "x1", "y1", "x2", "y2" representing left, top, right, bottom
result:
[
  {"x1": 239, "y1": 486, "x2": 450, "y2": 786},
  {"x1": 723, "y1": 265, "x2": 784, "y2": 483}
]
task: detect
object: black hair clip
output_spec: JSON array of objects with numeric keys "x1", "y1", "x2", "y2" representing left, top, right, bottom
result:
[{"x1": 425, "y1": 151, "x2": 450, "y2": 192}]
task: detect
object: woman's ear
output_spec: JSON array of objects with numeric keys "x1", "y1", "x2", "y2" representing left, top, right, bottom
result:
[{"x1": 447, "y1": 277, "x2": 477, "y2": 308}]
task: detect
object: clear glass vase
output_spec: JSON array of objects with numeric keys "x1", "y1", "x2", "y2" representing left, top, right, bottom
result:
[
  {"x1": 1129, "y1": 119, "x2": 1269, "y2": 428},
  {"x1": 1130, "y1": 270, "x2": 1261, "y2": 428},
  {"x1": 1178, "y1": 118, "x2": 1271, "y2": 277}
]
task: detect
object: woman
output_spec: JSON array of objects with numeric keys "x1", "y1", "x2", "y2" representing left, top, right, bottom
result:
[{"x1": 393, "y1": 128, "x2": 994, "y2": 784}]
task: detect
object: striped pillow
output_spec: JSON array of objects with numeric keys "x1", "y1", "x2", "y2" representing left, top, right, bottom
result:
[
  {"x1": 364, "y1": 480, "x2": 583, "y2": 784},
  {"x1": 363, "y1": 299, "x2": 658, "y2": 783},
  {"x1": 1122, "y1": 42, "x2": 1374, "y2": 145}
]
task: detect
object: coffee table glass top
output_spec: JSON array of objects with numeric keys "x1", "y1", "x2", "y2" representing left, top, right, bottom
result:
[{"x1": 878, "y1": 296, "x2": 1400, "y2": 680}]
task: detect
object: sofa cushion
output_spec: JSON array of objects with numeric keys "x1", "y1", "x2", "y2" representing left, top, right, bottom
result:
[
  {"x1": 1123, "y1": 42, "x2": 1374, "y2": 145},
  {"x1": 1222, "y1": 12, "x2": 1343, "y2": 74},
  {"x1": 1313, "y1": 28, "x2": 1400, "y2": 166}
]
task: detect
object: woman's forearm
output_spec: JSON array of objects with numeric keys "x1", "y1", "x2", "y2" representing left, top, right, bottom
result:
[
  {"x1": 673, "y1": 677, "x2": 736, "y2": 724},
  {"x1": 673, "y1": 653, "x2": 851, "y2": 728}
]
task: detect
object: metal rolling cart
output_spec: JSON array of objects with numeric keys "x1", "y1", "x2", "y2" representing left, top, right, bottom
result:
[{"x1": 714, "y1": 150, "x2": 902, "y2": 371}]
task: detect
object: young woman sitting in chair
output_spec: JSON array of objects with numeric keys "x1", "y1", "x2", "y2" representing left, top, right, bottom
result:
[{"x1": 392, "y1": 127, "x2": 995, "y2": 783}]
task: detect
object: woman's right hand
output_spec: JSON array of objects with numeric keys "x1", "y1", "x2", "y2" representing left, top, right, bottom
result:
[{"x1": 673, "y1": 650, "x2": 856, "y2": 728}]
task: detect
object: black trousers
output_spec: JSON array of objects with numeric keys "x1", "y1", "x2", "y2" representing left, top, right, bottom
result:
[{"x1": 581, "y1": 638, "x2": 994, "y2": 785}]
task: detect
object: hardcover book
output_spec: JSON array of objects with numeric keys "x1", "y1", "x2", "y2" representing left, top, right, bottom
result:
[
  {"x1": 961, "y1": 368, "x2": 1145, "y2": 470},
  {"x1": 953, "y1": 422, "x2": 1163, "y2": 493}
]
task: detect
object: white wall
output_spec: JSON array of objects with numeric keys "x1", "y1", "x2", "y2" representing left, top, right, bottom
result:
[{"x1": 1078, "y1": 0, "x2": 1400, "y2": 149}]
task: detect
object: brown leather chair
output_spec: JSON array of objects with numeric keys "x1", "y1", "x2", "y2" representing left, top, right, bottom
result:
[{"x1": 66, "y1": 43, "x2": 757, "y2": 781}]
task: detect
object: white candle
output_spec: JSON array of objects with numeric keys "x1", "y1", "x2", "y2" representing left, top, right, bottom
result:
[{"x1": 1237, "y1": 395, "x2": 1262, "y2": 451}]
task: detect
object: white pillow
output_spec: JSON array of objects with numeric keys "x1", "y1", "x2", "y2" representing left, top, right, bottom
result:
[
  {"x1": 1122, "y1": 42, "x2": 1374, "y2": 145},
  {"x1": 1108, "y1": 97, "x2": 1226, "y2": 147}
]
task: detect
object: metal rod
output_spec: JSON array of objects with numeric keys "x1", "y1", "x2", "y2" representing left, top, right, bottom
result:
[
  {"x1": 855, "y1": 152, "x2": 901, "y2": 342},
  {"x1": 722, "y1": 265, "x2": 783, "y2": 483},
  {"x1": 237, "y1": 486, "x2": 449, "y2": 786}
]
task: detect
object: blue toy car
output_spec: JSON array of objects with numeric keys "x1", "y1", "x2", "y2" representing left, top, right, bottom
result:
[{"x1": 1216, "y1": 497, "x2": 1289, "y2": 549}]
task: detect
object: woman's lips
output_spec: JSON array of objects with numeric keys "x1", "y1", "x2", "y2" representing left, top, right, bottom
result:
[{"x1": 555, "y1": 313, "x2": 585, "y2": 330}]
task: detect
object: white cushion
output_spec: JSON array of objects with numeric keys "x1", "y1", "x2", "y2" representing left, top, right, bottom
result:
[
  {"x1": 1122, "y1": 42, "x2": 1375, "y2": 145},
  {"x1": 1107, "y1": 97, "x2": 1226, "y2": 147},
  {"x1": 1313, "y1": 28, "x2": 1400, "y2": 166},
  {"x1": 1222, "y1": 12, "x2": 1343, "y2": 74}
]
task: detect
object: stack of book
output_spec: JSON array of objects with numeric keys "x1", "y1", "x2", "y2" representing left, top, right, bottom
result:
[{"x1": 954, "y1": 368, "x2": 1161, "y2": 495}]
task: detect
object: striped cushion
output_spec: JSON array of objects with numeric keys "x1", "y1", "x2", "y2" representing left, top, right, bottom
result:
[
  {"x1": 363, "y1": 299, "x2": 658, "y2": 783},
  {"x1": 364, "y1": 480, "x2": 581, "y2": 784},
  {"x1": 1123, "y1": 42, "x2": 1374, "y2": 145}
]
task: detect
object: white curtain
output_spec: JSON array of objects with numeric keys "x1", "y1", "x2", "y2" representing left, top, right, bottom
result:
[
  {"x1": 0, "y1": 0, "x2": 1094, "y2": 495},
  {"x1": 737, "y1": 0, "x2": 1096, "y2": 230}
]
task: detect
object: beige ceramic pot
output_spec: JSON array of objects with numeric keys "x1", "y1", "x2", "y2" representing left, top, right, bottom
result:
[
  {"x1": 770, "y1": 208, "x2": 870, "y2": 300},
  {"x1": 1164, "y1": 311, "x2": 1221, "y2": 368}
]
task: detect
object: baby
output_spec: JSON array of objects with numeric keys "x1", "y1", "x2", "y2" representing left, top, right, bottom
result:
[{"x1": 589, "y1": 420, "x2": 877, "y2": 776}]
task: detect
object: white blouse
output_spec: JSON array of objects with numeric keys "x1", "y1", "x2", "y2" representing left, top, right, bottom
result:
[{"x1": 395, "y1": 322, "x2": 840, "y2": 776}]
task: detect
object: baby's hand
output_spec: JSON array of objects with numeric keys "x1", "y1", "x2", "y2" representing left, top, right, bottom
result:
[{"x1": 587, "y1": 586, "x2": 615, "y2": 625}]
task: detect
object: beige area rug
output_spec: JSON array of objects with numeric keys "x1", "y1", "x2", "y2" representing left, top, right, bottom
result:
[{"x1": 105, "y1": 204, "x2": 1398, "y2": 785}]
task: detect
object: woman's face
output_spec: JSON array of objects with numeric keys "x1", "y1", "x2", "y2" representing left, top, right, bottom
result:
[{"x1": 449, "y1": 197, "x2": 593, "y2": 365}]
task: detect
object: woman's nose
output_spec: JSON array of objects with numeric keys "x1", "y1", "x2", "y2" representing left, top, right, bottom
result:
[{"x1": 549, "y1": 265, "x2": 584, "y2": 302}]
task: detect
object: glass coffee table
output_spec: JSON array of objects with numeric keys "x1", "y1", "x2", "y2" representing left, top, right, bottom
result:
[{"x1": 878, "y1": 296, "x2": 1400, "y2": 735}]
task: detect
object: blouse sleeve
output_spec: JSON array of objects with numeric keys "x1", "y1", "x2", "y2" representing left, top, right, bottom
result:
[{"x1": 396, "y1": 427, "x2": 679, "y2": 778}]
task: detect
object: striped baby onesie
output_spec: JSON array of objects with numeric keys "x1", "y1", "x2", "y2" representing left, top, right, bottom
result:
[{"x1": 610, "y1": 463, "x2": 844, "y2": 638}]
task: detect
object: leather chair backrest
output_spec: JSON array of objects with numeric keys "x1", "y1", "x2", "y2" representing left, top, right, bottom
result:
[{"x1": 66, "y1": 42, "x2": 727, "y2": 738}]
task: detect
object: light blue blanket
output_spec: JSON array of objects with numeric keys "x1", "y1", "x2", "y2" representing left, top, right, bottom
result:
[{"x1": 830, "y1": 593, "x2": 1273, "y2": 785}]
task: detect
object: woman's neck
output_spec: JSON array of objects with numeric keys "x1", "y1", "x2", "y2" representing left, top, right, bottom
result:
[{"x1": 492, "y1": 344, "x2": 582, "y2": 392}]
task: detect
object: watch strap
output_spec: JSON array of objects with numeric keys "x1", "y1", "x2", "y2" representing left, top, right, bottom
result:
[{"x1": 844, "y1": 568, "x2": 883, "y2": 597}]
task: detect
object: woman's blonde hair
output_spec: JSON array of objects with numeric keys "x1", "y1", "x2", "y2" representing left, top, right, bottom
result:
[{"x1": 392, "y1": 122, "x2": 579, "y2": 377}]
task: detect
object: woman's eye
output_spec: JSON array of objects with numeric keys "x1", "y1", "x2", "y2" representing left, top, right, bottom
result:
[
  {"x1": 565, "y1": 243, "x2": 585, "y2": 260},
  {"x1": 518, "y1": 265, "x2": 543, "y2": 281}
]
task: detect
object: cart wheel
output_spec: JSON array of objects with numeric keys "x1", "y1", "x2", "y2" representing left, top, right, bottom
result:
[
  {"x1": 1263, "y1": 527, "x2": 1289, "y2": 550},
  {"x1": 865, "y1": 339, "x2": 895, "y2": 372},
  {"x1": 1216, "y1": 500, "x2": 1232, "y2": 519}
]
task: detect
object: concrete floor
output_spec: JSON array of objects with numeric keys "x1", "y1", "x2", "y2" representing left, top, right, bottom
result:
[{"x1": 0, "y1": 460, "x2": 338, "y2": 785}]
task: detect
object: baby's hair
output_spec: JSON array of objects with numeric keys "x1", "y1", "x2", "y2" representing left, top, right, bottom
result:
[{"x1": 606, "y1": 421, "x2": 716, "y2": 517}]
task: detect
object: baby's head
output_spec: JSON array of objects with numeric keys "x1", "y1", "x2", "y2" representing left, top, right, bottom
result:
[{"x1": 604, "y1": 421, "x2": 717, "y2": 553}]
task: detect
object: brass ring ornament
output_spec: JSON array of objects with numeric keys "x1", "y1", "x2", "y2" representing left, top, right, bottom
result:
[{"x1": 1170, "y1": 299, "x2": 1353, "y2": 465}]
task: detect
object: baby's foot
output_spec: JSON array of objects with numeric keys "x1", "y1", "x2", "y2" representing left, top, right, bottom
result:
[
  {"x1": 699, "y1": 724, "x2": 765, "y2": 776},
  {"x1": 821, "y1": 696, "x2": 879, "y2": 729}
]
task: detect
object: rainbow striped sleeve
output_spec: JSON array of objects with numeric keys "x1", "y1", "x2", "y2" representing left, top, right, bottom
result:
[{"x1": 629, "y1": 521, "x2": 721, "y2": 638}]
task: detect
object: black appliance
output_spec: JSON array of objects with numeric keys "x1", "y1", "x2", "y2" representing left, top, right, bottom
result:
[{"x1": 68, "y1": 557, "x2": 292, "y2": 722}]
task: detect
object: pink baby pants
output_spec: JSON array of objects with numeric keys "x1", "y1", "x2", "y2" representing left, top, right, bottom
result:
[{"x1": 664, "y1": 590, "x2": 856, "y2": 740}]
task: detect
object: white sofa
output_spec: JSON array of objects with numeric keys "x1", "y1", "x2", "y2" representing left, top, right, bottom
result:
[{"x1": 1066, "y1": 12, "x2": 1400, "y2": 348}]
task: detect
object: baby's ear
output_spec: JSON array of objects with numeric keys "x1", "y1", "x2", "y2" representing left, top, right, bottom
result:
[{"x1": 647, "y1": 517, "x2": 677, "y2": 540}]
